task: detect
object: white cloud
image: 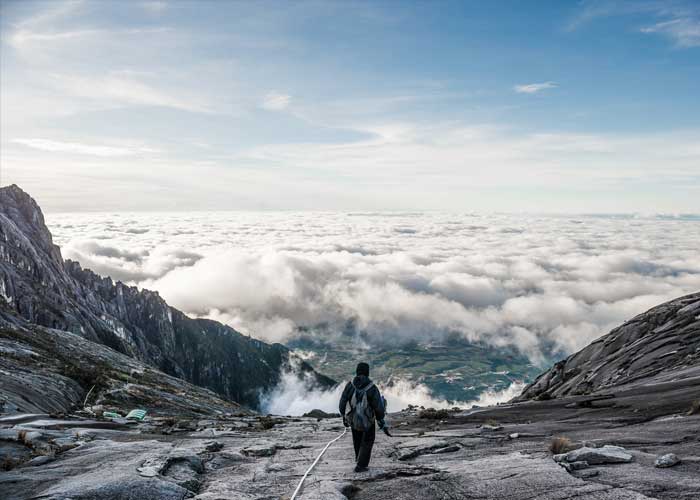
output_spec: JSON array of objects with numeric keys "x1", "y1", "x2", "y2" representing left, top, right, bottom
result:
[
  {"x1": 11, "y1": 138, "x2": 137, "y2": 157},
  {"x1": 260, "y1": 360, "x2": 525, "y2": 415},
  {"x1": 641, "y1": 18, "x2": 700, "y2": 48},
  {"x1": 47, "y1": 211, "x2": 700, "y2": 362},
  {"x1": 513, "y1": 81, "x2": 558, "y2": 94},
  {"x1": 49, "y1": 73, "x2": 212, "y2": 113},
  {"x1": 13, "y1": 0, "x2": 83, "y2": 31},
  {"x1": 261, "y1": 91, "x2": 292, "y2": 111},
  {"x1": 238, "y1": 124, "x2": 700, "y2": 196},
  {"x1": 142, "y1": 1, "x2": 168, "y2": 14},
  {"x1": 8, "y1": 29, "x2": 103, "y2": 49},
  {"x1": 569, "y1": 1, "x2": 700, "y2": 49}
]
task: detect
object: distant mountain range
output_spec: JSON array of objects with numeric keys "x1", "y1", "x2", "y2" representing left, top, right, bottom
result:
[{"x1": 0, "y1": 185, "x2": 333, "y2": 413}]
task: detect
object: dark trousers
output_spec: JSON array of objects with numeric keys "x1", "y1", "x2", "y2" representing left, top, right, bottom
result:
[{"x1": 351, "y1": 424, "x2": 376, "y2": 468}]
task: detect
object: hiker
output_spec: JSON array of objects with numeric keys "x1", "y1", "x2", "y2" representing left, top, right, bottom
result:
[{"x1": 339, "y1": 362, "x2": 387, "y2": 472}]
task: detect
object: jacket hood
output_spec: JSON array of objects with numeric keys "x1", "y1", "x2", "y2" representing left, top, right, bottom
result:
[{"x1": 352, "y1": 374, "x2": 372, "y2": 389}]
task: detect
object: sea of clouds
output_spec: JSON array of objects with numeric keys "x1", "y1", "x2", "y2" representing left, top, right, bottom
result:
[
  {"x1": 46, "y1": 211, "x2": 700, "y2": 411},
  {"x1": 259, "y1": 359, "x2": 526, "y2": 415}
]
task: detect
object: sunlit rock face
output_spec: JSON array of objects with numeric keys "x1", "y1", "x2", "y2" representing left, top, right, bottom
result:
[{"x1": 0, "y1": 185, "x2": 333, "y2": 409}]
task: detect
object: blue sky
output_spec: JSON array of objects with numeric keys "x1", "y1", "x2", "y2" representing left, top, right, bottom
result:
[{"x1": 1, "y1": 0, "x2": 699, "y2": 212}]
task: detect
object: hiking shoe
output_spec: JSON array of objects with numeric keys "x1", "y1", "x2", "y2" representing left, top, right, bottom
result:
[{"x1": 354, "y1": 465, "x2": 368, "y2": 473}]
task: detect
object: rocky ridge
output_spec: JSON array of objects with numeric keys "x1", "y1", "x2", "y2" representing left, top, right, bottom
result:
[
  {"x1": 0, "y1": 312, "x2": 249, "y2": 417},
  {"x1": 0, "y1": 185, "x2": 333, "y2": 409},
  {"x1": 516, "y1": 292, "x2": 700, "y2": 401}
]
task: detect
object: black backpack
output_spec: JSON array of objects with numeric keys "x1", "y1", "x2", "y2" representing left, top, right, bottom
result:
[{"x1": 348, "y1": 382, "x2": 375, "y2": 431}]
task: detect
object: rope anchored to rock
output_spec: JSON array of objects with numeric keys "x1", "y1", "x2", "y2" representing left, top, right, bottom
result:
[{"x1": 290, "y1": 427, "x2": 347, "y2": 500}]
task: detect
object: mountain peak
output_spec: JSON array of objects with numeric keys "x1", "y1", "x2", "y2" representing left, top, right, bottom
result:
[
  {"x1": 0, "y1": 184, "x2": 60, "y2": 263},
  {"x1": 0, "y1": 184, "x2": 44, "y2": 220}
]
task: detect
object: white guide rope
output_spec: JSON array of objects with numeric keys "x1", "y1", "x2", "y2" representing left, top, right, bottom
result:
[{"x1": 290, "y1": 427, "x2": 348, "y2": 500}]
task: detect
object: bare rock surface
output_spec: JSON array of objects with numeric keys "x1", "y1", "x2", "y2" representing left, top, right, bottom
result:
[{"x1": 2, "y1": 401, "x2": 700, "y2": 500}]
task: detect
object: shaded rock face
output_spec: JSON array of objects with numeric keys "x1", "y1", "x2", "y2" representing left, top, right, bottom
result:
[
  {"x1": 516, "y1": 292, "x2": 700, "y2": 401},
  {"x1": 0, "y1": 317, "x2": 250, "y2": 416},
  {"x1": 0, "y1": 185, "x2": 333, "y2": 409}
]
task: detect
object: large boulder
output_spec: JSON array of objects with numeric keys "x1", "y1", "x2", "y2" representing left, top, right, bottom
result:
[
  {"x1": 655, "y1": 453, "x2": 680, "y2": 468},
  {"x1": 556, "y1": 445, "x2": 632, "y2": 465}
]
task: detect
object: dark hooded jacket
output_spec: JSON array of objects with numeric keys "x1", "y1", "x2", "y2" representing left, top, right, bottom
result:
[{"x1": 339, "y1": 375, "x2": 386, "y2": 423}]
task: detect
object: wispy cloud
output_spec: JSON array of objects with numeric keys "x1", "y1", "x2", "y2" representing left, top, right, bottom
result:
[
  {"x1": 261, "y1": 92, "x2": 292, "y2": 111},
  {"x1": 9, "y1": 27, "x2": 171, "y2": 52},
  {"x1": 240, "y1": 123, "x2": 700, "y2": 194},
  {"x1": 566, "y1": 0, "x2": 642, "y2": 31},
  {"x1": 641, "y1": 18, "x2": 700, "y2": 47},
  {"x1": 49, "y1": 73, "x2": 212, "y2": 113},
  {"x1": 8, "y1": 29, "x2": 101, "y2": 49},
  {"x1": 513, "y1": 81, "x2": 557, "y2": 94},
  {"x1": 12, "y1": 138, "x2": 149, "y2": 157},
  {"x1": 14, "y1": 0, "x2": 83, "y2": 30},
  {"x1": 569, "y1": 0, "x2": 700, "y2": 49},
  {"x1": 142, "y1": 1, "x2": 168, "y2": 14}
]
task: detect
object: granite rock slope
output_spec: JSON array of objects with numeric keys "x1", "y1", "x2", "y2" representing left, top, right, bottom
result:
[
  {"x1": 516, "y1": 292, "x2": 700, "y2": 401},
  {"x1": 0, "y1": 185, "x2": 333, "y2": 409},
  {"x1": 2, "y1": 401, "x2": 699, "y2": 500}
]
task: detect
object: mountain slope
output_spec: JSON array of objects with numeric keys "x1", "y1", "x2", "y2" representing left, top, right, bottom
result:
[
  {"x1": 0, "y1": 312, "x2": 251, "y2": 416},
  {"x1": 0, "y1": 185, "x2": 333, "y2": 409},
  {"x1": 515, "y1": 292, "x2": 700, "y2": 401}
]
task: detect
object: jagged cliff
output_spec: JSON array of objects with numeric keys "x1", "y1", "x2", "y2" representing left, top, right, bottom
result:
[{"x1": 0, "y1": 185, "x2": 333, "y2": 409}]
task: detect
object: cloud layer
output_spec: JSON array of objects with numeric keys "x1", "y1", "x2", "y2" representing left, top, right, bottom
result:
[
  {"x1": 48, "y1": 211, "x2": 700, "y2": 364},
  {"x1": 260, "y1": 360, "x2": 525, "y2": 416}
]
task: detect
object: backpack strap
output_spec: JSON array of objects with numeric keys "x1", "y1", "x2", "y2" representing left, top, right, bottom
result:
[{"x1": 352, "y1": 381, "x2": 374, "y2": 392}]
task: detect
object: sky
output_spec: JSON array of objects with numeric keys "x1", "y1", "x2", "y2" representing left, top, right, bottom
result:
[{"x1": 1, "y1": 0, "x2": 699, "y2": 213}]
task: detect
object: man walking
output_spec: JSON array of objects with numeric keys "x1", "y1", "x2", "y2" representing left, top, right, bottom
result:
[{"x1": 339, "y1": 362, "x2": 387, "y2": 472}]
